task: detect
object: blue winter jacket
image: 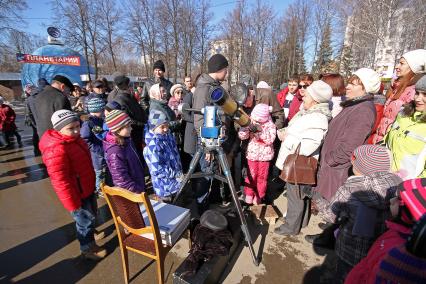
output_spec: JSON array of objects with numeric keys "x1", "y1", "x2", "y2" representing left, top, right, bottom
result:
[
  {"x1": 80, "y1": 115, "x2": 105, "y2": 170},
  {"x1": 143, "y1": 126, "x2": 182, "y2": 197}
]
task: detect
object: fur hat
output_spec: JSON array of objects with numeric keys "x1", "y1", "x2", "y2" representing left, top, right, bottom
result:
[
  {"x1": 415, "y1": 75, "x2": 426, "y2": 93},
  {"x1": 353, "y1": 68, "x2": 381, "y2": 94},
  {"x1": 153, "y1": 60, "x2": 166, "y2": 72},
  {"x1": 105, "y1": 110, "x2": 131, "y2": 132},
  {"x1": 51, "y1": 109, "x2": 79, "y2": 131},
  {"x1": 200, "y1": 210, "x2": 228, "y2": 231},
  {"x1": 149, "y1": 110, "x2": 168, "y2": 130},
  {"x1": 402, "y1": 49, "x2": 426, "y2": 75},
  {"x1": 87, "y1": 97, "x2": 105, "y2": 113},
  {"x1": 352, "y1": 145, "x2": 392, "y2": 176},
  {"x1": 251, "y1": 103, "x2": 272, "y2": 123},
  {"x1": 256, "y1": 81, "x2": 271, "y2": 89},
  {"x1": 208, "y1": 54, "x2": 228, "y2": 73},
  {"x1": 306, "y1": 80, "x2": 333, "y2": 103},
  {"x1": 170, "y1": 84, "x2": 184, "y2": 97}
]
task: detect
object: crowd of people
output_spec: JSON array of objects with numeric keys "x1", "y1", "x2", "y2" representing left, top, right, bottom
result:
[{"x1": 1, "y1": 50, "x2": 426, "y2": 283}]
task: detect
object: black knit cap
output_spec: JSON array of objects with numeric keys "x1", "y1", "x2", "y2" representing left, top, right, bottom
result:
[
  {"x1": 208, "y1": 54, "x2": 229, "y2": 73},
  {"x1": 52, "y1": 75, "x2": 74, "y2": 91},
  {"x1": 153, "y1": 60, "x2": 165, "y2": 72},
  {"x1": 114, "y1": 74, "x2": 130, "y2": 90}
]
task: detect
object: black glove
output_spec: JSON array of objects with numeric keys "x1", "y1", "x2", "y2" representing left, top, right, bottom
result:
[{"x1": 248, "y1": 123, "x2": 261, "y2": 133}]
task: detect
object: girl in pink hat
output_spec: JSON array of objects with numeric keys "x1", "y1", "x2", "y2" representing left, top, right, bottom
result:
[{"x1": 238, "y1": 103, "x2": 276, "y2": 205}]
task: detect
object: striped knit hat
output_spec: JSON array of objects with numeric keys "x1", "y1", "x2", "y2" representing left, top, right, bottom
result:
[
  {"x1": 398, "y1": 178, "x2": 426, "y2": 221},
  {"x1": 376, "y1": 245, "x2": 426, "y2": 283},
  {"x1": 105, "y1": 110, "x2": 132, "y2": 132},
  {"x1": 51, "y1": 109, "x2": 79, "y2": 131},
  {"x1": 87, "y1": 97, "x2": 105, "y2": 113},
  {"x1": 352, "y1": 145, "x2": 391, "y2": 176}
]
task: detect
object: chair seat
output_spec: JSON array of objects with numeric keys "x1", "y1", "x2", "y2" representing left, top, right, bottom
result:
[{"x1": 123, "y1": 234, "x2": 157, "y2": 255}]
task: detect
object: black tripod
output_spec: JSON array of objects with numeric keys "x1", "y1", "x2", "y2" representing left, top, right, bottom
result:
[{"x1": 174, "y1": 141, "x2": 260, "y2": 266}]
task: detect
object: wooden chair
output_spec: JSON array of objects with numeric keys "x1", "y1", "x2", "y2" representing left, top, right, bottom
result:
[{"x1": 102, "y1": 184, "x2": 175, "y2": 284}]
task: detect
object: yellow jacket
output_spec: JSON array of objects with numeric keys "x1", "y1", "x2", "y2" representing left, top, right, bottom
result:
[{"x1": 385, "y1": 112, "x2": 426, "y2": 179}]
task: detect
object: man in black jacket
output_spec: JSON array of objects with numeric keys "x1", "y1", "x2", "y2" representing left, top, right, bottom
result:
[
  {"x1": 141, "y1": 60, "x2": 173, "y2": 110},
  {"x1": 112, "y1": 75, "x2": 147, "y2": 154},
  {"x1": 33, "y1": 75, "x2": 73, "y2": 137}
]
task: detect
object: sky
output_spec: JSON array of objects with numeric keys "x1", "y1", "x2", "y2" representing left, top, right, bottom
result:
[{"x1": 22, "y1": 0, "x2": 292, "y2": 37}]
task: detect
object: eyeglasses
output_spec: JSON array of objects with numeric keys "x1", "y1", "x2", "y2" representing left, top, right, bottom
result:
[
  {"x1": 299, "y1": 84, "x2": 310, "y2": 89},
  {"x1": 176, "y1": 91, "x2": 183, "y2": 94}
]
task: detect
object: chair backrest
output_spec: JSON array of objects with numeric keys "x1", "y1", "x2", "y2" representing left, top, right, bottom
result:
[{"x1": 102, "y1": 185, "x2": 163, "y2": 250}]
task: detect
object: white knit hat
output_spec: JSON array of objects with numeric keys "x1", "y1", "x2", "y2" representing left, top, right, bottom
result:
[
  {"x1": 256, "y1": 81, "x2": 271, "y2": 89},
  {"x1": 402, "y1": 49, "x2": 426, "y2": 75},
  {"x1": 51, "y1": 109, "x2": 79, "y2": 131},
  {"x1": 353, "y1": 68, "x2": 381, "y2": 94},
  {"x1": 306, "y1": 80, "x2": 333, "y2": 103}
]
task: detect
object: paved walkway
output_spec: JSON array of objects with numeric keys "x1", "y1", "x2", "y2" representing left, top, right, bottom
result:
[{"x1": 0, "y1": 103, "x2": 335, "y2": 283}]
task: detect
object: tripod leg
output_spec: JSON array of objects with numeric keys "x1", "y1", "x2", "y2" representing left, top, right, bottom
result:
[
  {"x1": 216, "y1": 148, "x2": 259, "y2": 266},
  {"x1": 173, "y1": 147, "x2": 203, "y2": 203}
]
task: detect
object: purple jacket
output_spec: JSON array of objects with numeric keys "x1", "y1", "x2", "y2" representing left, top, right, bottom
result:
[{"x1": 103, "y1": 132, "x2": 145, "y2": 193}]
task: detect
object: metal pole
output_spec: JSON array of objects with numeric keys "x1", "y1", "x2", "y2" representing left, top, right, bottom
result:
[{"x1": 216, "y1": 147, "x2": 259, "y2": 266}]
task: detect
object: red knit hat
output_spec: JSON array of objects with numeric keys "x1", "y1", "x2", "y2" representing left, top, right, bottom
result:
[
  {"x1": 399, "y1": 178, "x2": 426, "y2": 221},
  {"x1": 352, "y1": 145, "x2": 392, "y2": 176}
]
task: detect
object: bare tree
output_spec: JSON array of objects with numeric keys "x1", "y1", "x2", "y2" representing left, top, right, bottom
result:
[{"x1": 97, "y1": 0, "x2": 121, "y2": 71}]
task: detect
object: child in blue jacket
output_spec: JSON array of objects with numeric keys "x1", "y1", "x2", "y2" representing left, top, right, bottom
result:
[
  {"x1": 80, "y1": 98, "x2": 106, "y2": 195},
  {"x1": 143, "y1": 110, "x2": 182, "y2": 202}
]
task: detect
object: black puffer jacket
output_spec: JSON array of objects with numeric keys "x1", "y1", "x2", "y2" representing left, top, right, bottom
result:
[{"x1": 34, "y1": 85, "x2": 71, "y2": 137}]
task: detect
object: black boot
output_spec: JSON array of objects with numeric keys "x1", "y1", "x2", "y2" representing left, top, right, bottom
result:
[{"x1": 305, "y1": 223, "x2": 338, "y2": 249}]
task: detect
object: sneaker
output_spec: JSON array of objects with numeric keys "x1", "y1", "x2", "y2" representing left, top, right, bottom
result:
[
  {"x1": 94, "y1": 230, "x2": 105, "y2": 241},
  {"x1": 245, "y1": 195, "x2": 253, "y2": 205},
  {"x1": 82, "y1": 245, "x2": 107, "y2": 260}
]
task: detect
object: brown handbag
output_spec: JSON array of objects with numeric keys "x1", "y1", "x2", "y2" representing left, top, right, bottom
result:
[{"x1": 279, "y1": 143, "x2": 318, "y2": 185}]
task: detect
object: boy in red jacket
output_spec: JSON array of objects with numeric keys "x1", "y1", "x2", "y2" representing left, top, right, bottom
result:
[
  {"x1": 39, "y1": 109, "x2": 106, "y2": 260},
  {"x1": 0, "y1": 96, "x2": 22, "y2": 148}
]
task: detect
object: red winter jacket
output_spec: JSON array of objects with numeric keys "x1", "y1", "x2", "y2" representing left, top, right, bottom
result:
[
  {"x1": 39, "y1": 130, "x2": 95, "y2": 211},
  {"x1": 276, "y1": 87, "x2": 303, "y2": 122},
  {"x1": 0, "y1": 104, "x2": 17, "y2": 131},
  {"x1": 366, "y1": 103, "x2": 384, "y2": 144},
  {"x1": 344, "y1": 221, "x2": 412, "y2": 284}
]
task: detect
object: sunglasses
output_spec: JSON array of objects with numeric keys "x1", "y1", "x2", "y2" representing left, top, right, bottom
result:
[{"x1": 299, "y1": 84, "x2": 310, "y2": 89}]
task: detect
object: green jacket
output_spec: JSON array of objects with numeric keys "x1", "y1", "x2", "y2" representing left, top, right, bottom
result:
[{"x1": 385, "y1": 112, "x2": 426, "y2": 179}]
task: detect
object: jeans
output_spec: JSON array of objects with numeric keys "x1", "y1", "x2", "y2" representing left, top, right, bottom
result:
[
  {"x1": 95, "y1": 168, "x2": 105, "y2": 193},
  {"x1": 70, "y1": 194, "x2": 97, "y2": 252}
]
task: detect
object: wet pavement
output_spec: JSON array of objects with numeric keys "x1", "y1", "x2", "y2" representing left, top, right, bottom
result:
[{"x1": 1, "y1": 103, "x2": 335, "y2": 284}]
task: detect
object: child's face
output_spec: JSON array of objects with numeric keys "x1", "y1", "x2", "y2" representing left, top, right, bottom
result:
[
  {"x1": 60, "y1": 121, "x2": 80, "y2": 138},
  {"x1": 174, "y1": 89, "x2": 183, "y2": 101},
  {"x1": 90, "y1": 111, "x2": 102, "y2": 117},
  {"x1": 117, "y1": 124, "x2": 132, "y2": 137},
  {"x1": 154, "y1": 123, "x2": 169, "y2": 135}
]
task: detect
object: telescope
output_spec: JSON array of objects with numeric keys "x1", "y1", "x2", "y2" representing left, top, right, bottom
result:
[
  {"x1": 175, "y1": 85, "x2": 260, "y2": 266},
  {"x1": 210, "y1": 86, "x2": 251, "y2": 127}
]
